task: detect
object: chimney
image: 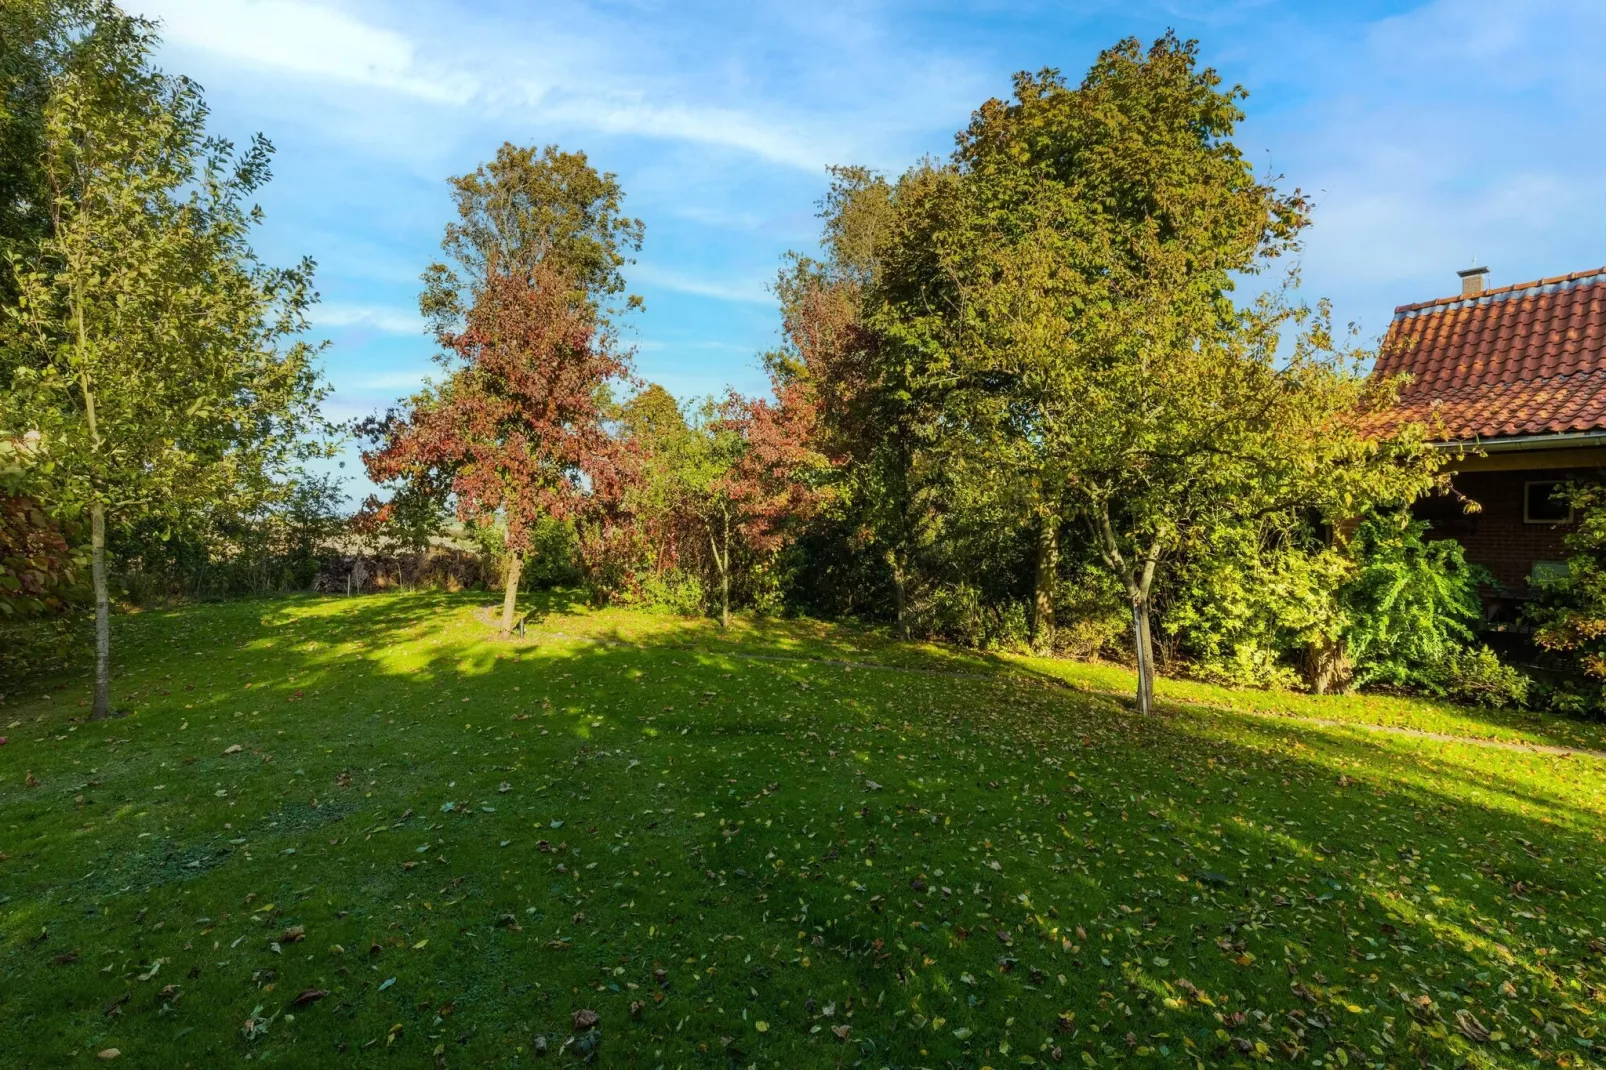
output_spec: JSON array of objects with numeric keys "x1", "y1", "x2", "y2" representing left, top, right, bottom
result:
[{"x1": 1457, "y1": 265, "x2": 1489, "y2": 298}]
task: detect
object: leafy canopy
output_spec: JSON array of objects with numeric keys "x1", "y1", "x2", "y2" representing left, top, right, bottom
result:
[{"x1": 0, "y1": 6, "x2": 325, "y2": 528}]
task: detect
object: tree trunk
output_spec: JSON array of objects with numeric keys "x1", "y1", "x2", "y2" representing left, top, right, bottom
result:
[
  {"x1": 90, "y1": 501, "x2": 111, "y2": 721},
  {"x1": 720, "y1": 563, "x2": 730, "y2": 629},
  {"x1": 1303, "y1": 635, "x2": 1352, "y2": 695},
  {"x1": 499, "y1": 551, "x2": 524, "y2": 637},
  {"x1": 719, "y1": 510, "x2": 731, "y2": 629},
  {"x1": 1031, "y1": 516, "x2": 1058, "y2": 654},
  {"x1": 1131, "y1": 594, "x2": 1155, "y2": 717},
  {"x1": 888, "y1": 549, "x2": 909, "y2": 641}
]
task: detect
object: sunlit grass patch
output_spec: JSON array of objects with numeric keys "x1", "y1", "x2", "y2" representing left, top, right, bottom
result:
[{"x1": 1, "y1": 590, "x2": 1602, "y2": 1067}]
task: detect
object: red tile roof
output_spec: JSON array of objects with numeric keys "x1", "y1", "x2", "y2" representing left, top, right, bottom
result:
[{"x1": 1374, "y1": 266, "x2": 1606, "y2": 440}]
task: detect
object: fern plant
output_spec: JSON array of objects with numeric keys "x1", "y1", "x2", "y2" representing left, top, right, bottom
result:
[{"x1": 1340, "y1": 512, "x2": 1488, "y2": 690}]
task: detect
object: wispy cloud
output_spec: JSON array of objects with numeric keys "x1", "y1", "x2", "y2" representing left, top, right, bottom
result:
[
  {"x1": 532, "y1": 91, "x2": 835, "y2": 171},
  {"x1": 347, "y1": 368, "x2": 434, "y2": 391},
  {"x1": 629, "y1": 264, "x2": 772, "y2": 305},
  {"x1": 133, "y1": 0, "x2": 847, "y2": 172},
  {"x1": 140, "y1": 0, "x2": 476, "y2": 104},
  {"x1": 312, "y1": 303, "x2": 426, "y2": 335}
]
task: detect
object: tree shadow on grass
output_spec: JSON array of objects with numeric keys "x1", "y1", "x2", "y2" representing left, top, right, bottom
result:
[{"x1": 1, "y1": 589, "x2": 1603, "y2": 1068}]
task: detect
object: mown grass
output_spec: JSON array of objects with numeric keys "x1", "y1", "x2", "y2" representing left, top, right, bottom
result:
[{"x1": 2, "y1": 590, "x2": 1604, "y2": 1068}]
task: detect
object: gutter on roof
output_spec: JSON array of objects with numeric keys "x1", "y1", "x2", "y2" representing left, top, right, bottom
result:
[{"x1": 1435, "y1": 430, "x2": 1606, "y2": 453}]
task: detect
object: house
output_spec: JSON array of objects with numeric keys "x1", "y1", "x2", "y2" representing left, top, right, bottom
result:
[{"x1": 1376, "y1": 265, "x2": 1606, "y2": 606}]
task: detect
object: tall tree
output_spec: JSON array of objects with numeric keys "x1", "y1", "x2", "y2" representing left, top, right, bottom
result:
[
  {"x1": 365, "y1": 265, "x2": 629, "y2": 635},
  {"x1": 878, "y1": 36, "x2": 1441, "y2": 712},
  {"x1": 773, "y1": 164, "x2": 953, "y2": 638},
  {"x1": 371, "y1": 144, "x2": 642, "y2": 630},
  {"x1": 1, "y1": 15, "x2": 324, "y2": 719},
  {"x1": 420, "y1": 142, "x2": 643, "y2": 333}
]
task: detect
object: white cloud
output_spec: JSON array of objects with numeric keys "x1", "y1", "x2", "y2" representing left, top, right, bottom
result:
[
  {"x1": 629, "y1": 264, "x2": 772, "y2": 305},
  {"x1": 131, "y1": 0, "x2": 848, "y2": 172},
  {"x1": 347, "y1": 368, "x2": 433, "y2": 391},
  {"x1": 137, "y1": 0, "x2": 477, "y2": 104},
  {"x1": 533, "y1": 90, "x2": 836, "y2": 171},
  {"x1": 312, "y1": 303, "x2": 426, "y2": 335}
]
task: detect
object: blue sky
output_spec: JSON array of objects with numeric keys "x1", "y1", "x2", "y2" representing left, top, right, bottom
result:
[{"x1": 125, "y1": 0, "x2": 1606, "y2": 500}]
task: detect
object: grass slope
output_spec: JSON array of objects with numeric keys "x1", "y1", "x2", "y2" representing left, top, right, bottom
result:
[{"x1": 2, "y1": 591, "x2": 1604, "y2": 1068}]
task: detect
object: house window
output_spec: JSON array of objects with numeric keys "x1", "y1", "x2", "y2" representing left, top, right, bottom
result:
[
  {"x1": 1532, "y1": 560, "x2": 1571, "y2": 585},
  {"x1": 1523, "y1": 481, "x2": 1573, "y2": 524}
]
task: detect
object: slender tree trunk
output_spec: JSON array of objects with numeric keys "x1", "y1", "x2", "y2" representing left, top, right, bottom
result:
[
  {"x1": 719, "y1": 512, "x2": 731, "y2": 630},
  {"x1": 707, "y1": 515, "x2": 730, "y2": 630},
  {"x1": 1031, "y1": 515, "x2": 1058, "y2": 654},
  {"x1": 1092, "y1": 499, "x2": 1163, "y2": 715},
  {"x1": 887, "y1": 549, "x2": 909, "y2": 640},
  {"x1": 90, "y1": 501, "x2": 111, "y2": 721},
  {"x1": 720, "y1": 564, "x2": 730, "y2": 629},
  {"x1": 1131, "y1": 594, "x2": 1155, "y2": 717},
  {"x1": 499, "y1": 551, "x2": 524, "y2": 637}
]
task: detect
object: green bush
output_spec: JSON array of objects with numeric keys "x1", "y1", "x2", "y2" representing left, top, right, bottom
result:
[
  {"x1": 1052, "y1": 568, "x2": 1130, "y2": 660},
  {"x1": 1161, "y1": 517, "x2": 1348, "y2": 689},
  {"x1": 634, "y1": 568, "x2": 706, "y2": 617},
  {"x1": 1429, "y1": 646, "x2": 1530, "y2": 709},
  {"x1": 1528, "y1": 481, "x2": 1606, "y2": 716},
  {"x1": 1192, "y1": 642, "x2": 1302, "y2": 691},
  {"x1": 1340, "y1": 512, "x2": 1488, "y2": 691},
  {"x1": 918, "y1": 582, "x2": 1031, "y2": 651}
]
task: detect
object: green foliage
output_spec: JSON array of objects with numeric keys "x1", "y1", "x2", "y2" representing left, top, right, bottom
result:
[
  {"x1": 419, "y1": 142, "x2": 643, "y2": 334},
  {"x1": 1527, "y1": 480, "x2": 1606, "y2": 715},
  {"x1": 817, "y1": 35, "x2": 1445, "y2": 711},
  {"x1": 1340, "y1": 513, "x2": 1488, "y2": 691},
  {"x1": 1051, "y1": 567, "x2": 1130, "y2": 660},
  {"x1": 111, "y1": 470, "x2": 347, "y2": 601},
  {"x1": 2, "y1": 35, "x2": 327, "y2": 525},
  {"x1": 630, "y1": 566, "x2": 705, "y2": 616},
  {"x1": 1, "y1": 1, "x2": 146, "y2": 305},
  {"x1": 915, "y1": 582, "x2": 1031, "y2": 651},
  {"x1": 1430, "y1": 645, "x2": 1530, "y2": 709},
  {"x1": 1162, "y1": 516, "x2": 1349, "y2": 689}
]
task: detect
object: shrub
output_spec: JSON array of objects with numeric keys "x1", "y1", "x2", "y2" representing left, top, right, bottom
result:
[
  {"x1": 635, "y1": 568, "x2": 705, "y2": 617},
  {"x1": 1340, "y1": 512, "x2": 1487, "y2": 691},
  {"x1": 1528, "y1": 480, "x2": 1606, "y2": 715},
  {"x1": 1161, "y1": 517, "x2": 1348, "y2": 690},
  {"x1": 917, "y1": 582, "x2": 1031, "y2": 651},
  {"x1": 1429, "y1": 646, "x2": 1530, "y2": 709},
  {"x1": 1052, "y1": 568, "x2": 1130, "y2": 660},
  {"x1": 1192, "y1": 642, "x2": 1302, "y2": 691}
]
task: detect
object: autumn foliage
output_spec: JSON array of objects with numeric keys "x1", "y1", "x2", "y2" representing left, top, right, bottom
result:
[{"x1": 364, "y1": 265, "x2": 631, "y2": 629}]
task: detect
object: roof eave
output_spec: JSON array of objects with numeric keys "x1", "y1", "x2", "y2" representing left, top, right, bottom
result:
[{"x1": 1434, "y1": 429, "x2": 1606, "y2": 453}]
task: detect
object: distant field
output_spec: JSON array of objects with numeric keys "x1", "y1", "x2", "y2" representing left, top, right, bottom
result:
[{"x1": 2, "y1": 591, "x2": 1603, "y2": 1067}]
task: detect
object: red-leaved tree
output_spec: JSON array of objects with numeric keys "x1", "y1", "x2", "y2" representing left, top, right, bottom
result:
[
  {"x1": 680, "y1": 381, "x2": 829, "y2": 627},
  {"x1": 364, "y1": 265, "x2": 629, "y2": 634}
]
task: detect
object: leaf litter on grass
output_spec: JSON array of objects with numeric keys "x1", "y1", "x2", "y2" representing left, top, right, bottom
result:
[{"x1": 0, "y1": 590, "x2": 1602, "y2": 1067}]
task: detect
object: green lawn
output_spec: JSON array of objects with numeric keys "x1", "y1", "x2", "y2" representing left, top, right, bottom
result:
[{"x1": 2, "y1": 592, "x2": 1604, "y2": 1068}]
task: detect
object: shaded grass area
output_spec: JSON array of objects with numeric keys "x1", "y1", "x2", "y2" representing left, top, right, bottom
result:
[{"x1": 1, "y1": 590, "x2": 1604, "y2": 1068}]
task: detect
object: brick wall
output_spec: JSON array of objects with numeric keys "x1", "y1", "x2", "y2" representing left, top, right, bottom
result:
[{"x1": 1413, "y1": 468, "x2": 1580, "y2": 594}]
